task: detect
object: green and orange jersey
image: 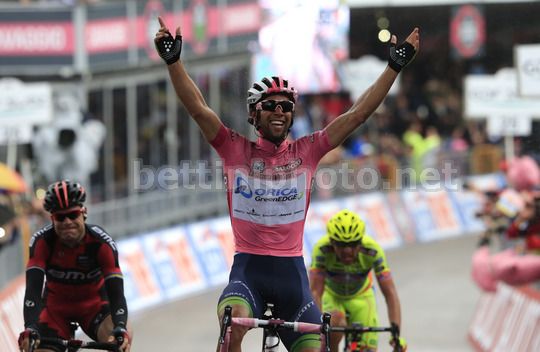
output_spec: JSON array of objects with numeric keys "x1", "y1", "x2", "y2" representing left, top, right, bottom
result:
[{"x1": 310, "y1": 234, "x2": 392, "y2": 298}]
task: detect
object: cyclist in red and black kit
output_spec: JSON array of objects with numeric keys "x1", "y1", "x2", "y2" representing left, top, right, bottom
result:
[{"x1": 18, "y1": 180, "x2": 132, "y2": 352}]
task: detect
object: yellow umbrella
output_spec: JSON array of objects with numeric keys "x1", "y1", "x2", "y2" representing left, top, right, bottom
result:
[{"x1": 0, "y1": 162, "x2": 27, "y2": 193}]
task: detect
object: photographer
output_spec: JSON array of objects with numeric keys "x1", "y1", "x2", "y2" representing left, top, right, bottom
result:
[
  {"x1": 463, "y1": 181, "x2": 510, "y2": 249},
  {"x1": 506, "y1": 192, "x2": 540, "y2": 255}
]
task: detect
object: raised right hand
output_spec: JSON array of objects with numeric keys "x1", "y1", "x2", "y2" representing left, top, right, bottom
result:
[
  {"x1": 388, "y1": 27, "x2": 419, "y2": 73},
  {"x1": 154, "y1": 16, "x2": 183, "y2": 65}
]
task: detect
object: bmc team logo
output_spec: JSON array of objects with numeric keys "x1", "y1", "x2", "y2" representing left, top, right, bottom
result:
[
  {"x1": 191, "y1": 0, "x2": 210, "y2": 55},
  {"x1": 233, "y1": 176, "x2": 304, "y2": 201}
]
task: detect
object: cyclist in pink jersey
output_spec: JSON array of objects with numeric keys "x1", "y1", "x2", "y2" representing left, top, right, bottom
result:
[{"x1": 155, "y1": 16, "x2": 419, "y2": 352}]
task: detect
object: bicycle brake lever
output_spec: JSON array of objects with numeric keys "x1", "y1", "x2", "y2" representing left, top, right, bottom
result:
[
  {"x1": 218, "y1": 306, "x2": 232, "y2": 344},
  {"x1": 321, "y1": 313, "x2": 331, "y2": 352}
]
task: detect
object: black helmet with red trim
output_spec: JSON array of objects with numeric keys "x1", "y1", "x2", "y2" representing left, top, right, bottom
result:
[
  {"x1": 246, "y1": 76, "x2": 298, "y2": 125},
  {"x1": 43, "y1": 180, "x2": 86, "y2": 213}
]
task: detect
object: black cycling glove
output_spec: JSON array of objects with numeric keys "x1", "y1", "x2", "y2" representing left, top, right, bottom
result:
[
  {"x1": 155, "y1": 31, "x2": 183, "y2": 65},
  {"x1": 112, "y1": 326, "x2": 129, "y2": 345},
  {"x1": 18, "y1": 327, "x2": 40, "y2": 349},
  {"x1": 388, "y1": 40, "x2": 416, "y2": 73}
]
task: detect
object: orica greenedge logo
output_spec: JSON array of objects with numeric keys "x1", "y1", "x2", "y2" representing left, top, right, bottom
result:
[{"x1": 234, "y1": 176, "x2": 304, "y2": 202}]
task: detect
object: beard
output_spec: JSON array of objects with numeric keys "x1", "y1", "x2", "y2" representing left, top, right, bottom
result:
[{"x1": 258, "y1": 123, "x2": 289, "y2": 145}]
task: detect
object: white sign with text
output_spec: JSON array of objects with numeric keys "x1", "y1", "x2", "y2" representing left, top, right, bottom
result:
[
  {"x1": 487, "y1": 114, "x2": 532, "y2": 137},
  {"x1": 0, "y1": 78, "x2": 53, "y2": 128},
  {"x1": 464, "y1": 68, "x2": 540, "y2": 119},
  {"x1": 515, "y1": 43, "x2": 540, "y2": 97}
]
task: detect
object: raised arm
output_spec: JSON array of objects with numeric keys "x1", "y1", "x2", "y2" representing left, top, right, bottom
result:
[
  {"x1": 324, "y1": 27, "x2": 420, "y2": 148},
  {"x1": 155, "y1": 17, "x2": 222, "y2": 142}
]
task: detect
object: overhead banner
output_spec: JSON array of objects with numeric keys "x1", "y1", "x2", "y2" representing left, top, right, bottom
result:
[
  {"x1": 0, "y1": 0, "x2": 261, "y2": 75},
  {"x1": 515, "y1": 43, "x2": 540, "y2": 98}
]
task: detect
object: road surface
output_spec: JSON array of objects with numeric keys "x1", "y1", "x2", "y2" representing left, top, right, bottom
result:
[{"x1": 130, "y1": 234, "x2": 482, "y2": 351}]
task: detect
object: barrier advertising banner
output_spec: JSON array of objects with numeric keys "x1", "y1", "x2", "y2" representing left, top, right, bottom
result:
[
  {"x1": 118, "y1": 237, "x2": 162, "y2": 311},
  {"x1": 469, "y1": 283, "x2": 540, "y2": 351},
  {"x1": 140, "y1": 227, "x2": 207, "y2": 300},
  {"x1": 401, "y1": 188, "x2": 463, "y2": 242}
]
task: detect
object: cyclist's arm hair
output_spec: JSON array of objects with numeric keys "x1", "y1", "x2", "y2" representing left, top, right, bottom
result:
[
  {"x1": 309, "y1": 268, "x2": 325, "y2": 310},
  {"x1": 23, "y1": 268, "x2": 45, "y2": 328},
  {"x1": 378, "y1": 277, "x2": 402, "y2": 329},
  {"x1": 323, "y1": 67, "x2": 398, "y2": 148},
  {"x1": 167, "y1": 61, "x2": 222, "y2": 142}
]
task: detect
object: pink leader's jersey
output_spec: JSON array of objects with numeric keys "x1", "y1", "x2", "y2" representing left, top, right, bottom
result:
[{"x1": 210, "y1": 125, "x2": 333, "y2": 256}]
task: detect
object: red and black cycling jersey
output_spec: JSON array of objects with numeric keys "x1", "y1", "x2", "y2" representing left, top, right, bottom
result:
[{"x1": 23, "y1": 224, "x2": 128, "y2": 329}]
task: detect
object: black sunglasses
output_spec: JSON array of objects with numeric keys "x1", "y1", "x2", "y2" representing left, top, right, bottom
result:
[
  {"x1": 331, "y1": 240, "x2": 362, "y2": 248},
  {"x1": 52, "y1": 209, "x2": 83, "y2": 222},
  {"x1": 259, "y1": 100, "x2": 295, "y2": 113}
]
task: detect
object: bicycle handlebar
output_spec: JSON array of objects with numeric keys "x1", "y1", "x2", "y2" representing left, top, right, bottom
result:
[
  {"x1": 330, "y1": 325, "x2": 403, "y2": 352},
  {"x1": 34, "y1": 337, "x2": 119, "y2": 351},
  {"x1": 218, "y1": 305, "x2": 332, "y2": 352},
  {"x1": 232, "y1": 317, "x2": 323, "y2": 334},
  {"x1": 330, "y1": 326, "x2": 394, "y2": 334}
]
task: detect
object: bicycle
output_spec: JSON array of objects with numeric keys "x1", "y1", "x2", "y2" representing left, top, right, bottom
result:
[
  {"x1": 218, "y1": 304, "x2": 332, "y2": 352},
  {"x1": 330, "y1": 323, "x2": 403, "y2": 352},
  {"x1": 27, "y1": 323, "x2": 120, "y2": 352}
]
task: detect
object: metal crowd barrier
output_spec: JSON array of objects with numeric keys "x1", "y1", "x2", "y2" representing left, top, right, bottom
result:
[{"x1": 86, "y1": 187, "x2": 228, "y2": 239}]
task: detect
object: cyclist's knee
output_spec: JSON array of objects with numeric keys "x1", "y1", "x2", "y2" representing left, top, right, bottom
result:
[
  {"x1": 96, "y1": 315, "x2": 133, "y2": 344},
  {"x1": 96, "y1": 315, "x2": 114, "y2": 342},
  {"x1": 329, "y1": 332, "x2": 343, "y2": 352},
  {"x1": 218, "y1": 304, "x2": 251, "y2": 343},
  {"x1": 329, "y1": 310, "x2": 347, "y2": 326},
  {"x1": 218, "y1": 303, "x2": 251, "y2": 320},
  {"x1": 290, "y1": 334, "x2": 321, "y2": 352},
  {"x1": 217, "y1": 297, "x2": 252, "y2": 319}
]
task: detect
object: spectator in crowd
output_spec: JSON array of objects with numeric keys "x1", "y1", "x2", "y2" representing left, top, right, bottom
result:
[{"x1": 506, "y1": 192, "x2": 540, "y2": 255}]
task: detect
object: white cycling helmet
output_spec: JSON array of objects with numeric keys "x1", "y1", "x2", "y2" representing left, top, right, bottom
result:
[{"x1": 246, "y1": 76, "x2": 298, "y2": 125}]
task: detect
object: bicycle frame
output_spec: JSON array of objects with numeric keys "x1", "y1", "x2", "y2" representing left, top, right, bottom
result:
[
  {"x1": 218, "y1": 305, "x2": 332, "y2": 352},
  {"x1": 330, "y1": 325, "x2": 402, "y2": 352}
]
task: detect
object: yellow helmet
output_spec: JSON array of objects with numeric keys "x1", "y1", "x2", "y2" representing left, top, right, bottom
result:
[{"x1": 327, "y1": 209, "x2": 366, "y2": 243}]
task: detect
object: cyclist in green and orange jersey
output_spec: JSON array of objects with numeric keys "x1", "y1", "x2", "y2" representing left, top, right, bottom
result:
[{"x1": 309, "y1": 210, "x2": 406, "y2": 352}]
